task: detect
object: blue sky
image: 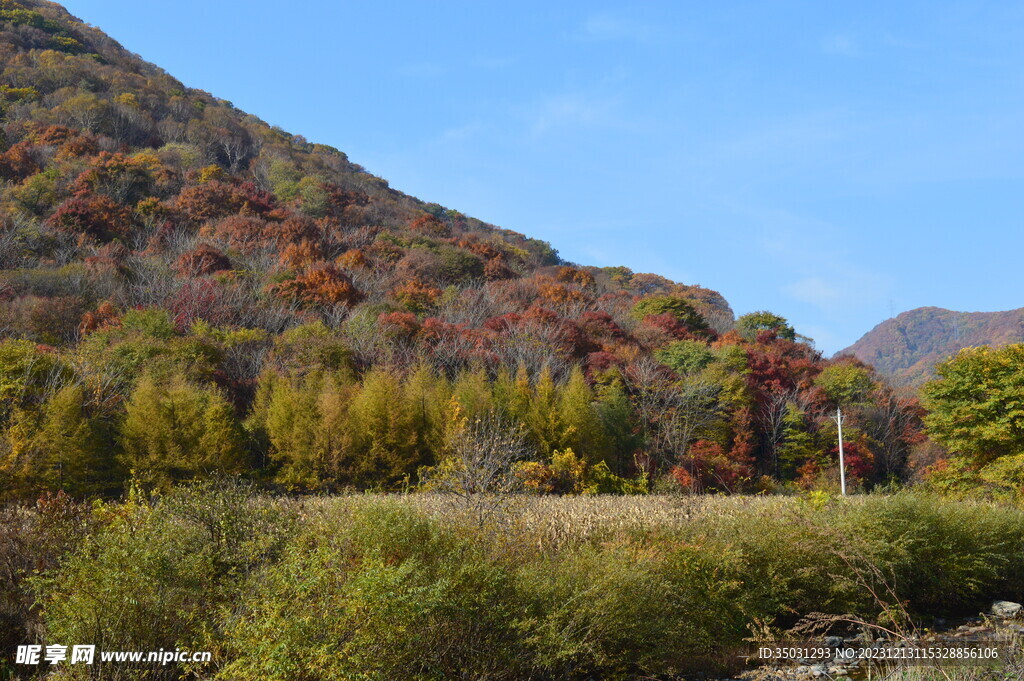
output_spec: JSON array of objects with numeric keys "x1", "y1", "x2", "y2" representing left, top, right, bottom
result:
[{"x1": 60, "y1": 1, "x2": 1024, "y2": 354}]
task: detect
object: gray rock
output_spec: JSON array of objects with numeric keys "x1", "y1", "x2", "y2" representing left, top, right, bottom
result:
[
  {"x1": 824, "y1": 636, "x2": 844, "y2": 647},
  {"x1": 991, "y1": 600, "x2": 1022, "y2": 618}
]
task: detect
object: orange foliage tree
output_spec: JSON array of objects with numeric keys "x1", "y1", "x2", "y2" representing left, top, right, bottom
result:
[{"x1": 270, "y1": 264, "x2": 364, "y2": 308}]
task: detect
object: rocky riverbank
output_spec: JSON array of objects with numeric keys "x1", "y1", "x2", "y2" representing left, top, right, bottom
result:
[{"x1": 737, "y1": 602, "x2": 1023, "y2": 681}]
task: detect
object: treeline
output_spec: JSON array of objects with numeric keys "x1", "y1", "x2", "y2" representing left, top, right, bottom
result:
[{"x1": 0, "y1": 303, "x2": 926, "y2": 500}]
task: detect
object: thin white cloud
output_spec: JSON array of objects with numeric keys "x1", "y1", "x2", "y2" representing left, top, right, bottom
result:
[
  {"x1": 881, "y1": 33, "x2": 927, "y2": 50},
  {"x1": 765, "y1": 231, "x2": 894, "y2": 319},
  {"x1": 473, "y1": 55, "x2": 518, "y2": 70},
  {"x1": 527, "y1": 92, "x2": 620, "y2": 135},
  {"x1": 821, "y1": 34, "x2": 862, "y2": 57},
  {"x1": 784, "y1": 276, "x2": 842, "y2": 307},
  {"x1": 702, "y1": 109, "x2": 858, "y2": 180},
  {"x1": 436, "y1": 122, "x2": 484, "y2": 144},
  {"x1": 791, "y1": 323, "x2": 844, "y2": 353},
  {"x1": 579, "y1": 11, "x2": 658, "y2": 44},
  {"x1": 396, "y1": 62, "x2": 444, "y2": 78}
]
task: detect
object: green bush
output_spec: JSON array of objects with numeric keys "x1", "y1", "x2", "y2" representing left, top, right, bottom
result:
[
  {"x1": 435, "y1": 245, "x2": 484, "y2": 284},
  {"x1": 689, "y1": 493, "x2": 1024, "y2": 622},
  {"x1": 220, "y1": 501, "x2": 526, "y2": 681},
  {"x1": 655, "y1": 339, "x2": 715, "y2": 375},
  {"x1": 33, "y1": 482, "x2": 295, "y2": 679},
  {"x1": 0, "y1": 338, "x2": 72, "y2": 425},
  {"x1": 735, "y1": 310, "x2": 796, "y2": 341},
  {"x1": 841, "y1": 493, "x2": 1024, "y2": 613},
  {"x1": 121, "y1": 308, "x2": 175, "y2": 340},
  {"x1": 688, "y1": 501, "x2": 871, "y2": 624},
  {"x1": 631, "y1": 295, "x2": 708, "y2": 332},
  {"x1": 517, "y1": 542, "x2": 746, "y2": 679}
]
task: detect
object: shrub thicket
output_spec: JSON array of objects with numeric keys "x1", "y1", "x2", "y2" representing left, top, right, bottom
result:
[{"x1": 7, "y1": 489, "x2": 1022, "y2": 680}]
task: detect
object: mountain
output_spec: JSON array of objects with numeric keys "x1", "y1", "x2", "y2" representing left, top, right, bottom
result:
[
  {"x1": 0, "y1": 0, "x2": 925, "y2": 498},
  {"x1": 0, "y1": 0, "x2": 734, "y2": 330},
  {"x1": 838, "y1": 306, "x2": 1024, "y2": 386}
]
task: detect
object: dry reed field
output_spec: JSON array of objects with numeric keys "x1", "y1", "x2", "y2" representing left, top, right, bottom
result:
[{"x1": 309, "y1": 491, "x2": 877, "y2": 547}]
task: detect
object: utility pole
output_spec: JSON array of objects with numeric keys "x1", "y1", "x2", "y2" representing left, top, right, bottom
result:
[{"x1": 834, "y1": 407, "x2": 846, "y2": 496}]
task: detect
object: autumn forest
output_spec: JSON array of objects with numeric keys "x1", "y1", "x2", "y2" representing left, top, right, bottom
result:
[
  {"x1": 0, "y1": 0, "x2": 947, "y2": 503},
  {"x1": 2, "y1": 2, "x2": 1024, "y2": 679}
]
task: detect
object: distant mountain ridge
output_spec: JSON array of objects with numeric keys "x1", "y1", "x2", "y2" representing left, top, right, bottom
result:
[{"x1": 839, "y1": 307, "x2": 1024, "y2": 386}]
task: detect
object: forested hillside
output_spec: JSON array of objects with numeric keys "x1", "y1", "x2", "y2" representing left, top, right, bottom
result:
[
  {"x1": 0, "y1": 0, "x2": 925, "y2": 500},
  {"x1": 840, "y1": 306, "x2": 1024, "y2": 386}
]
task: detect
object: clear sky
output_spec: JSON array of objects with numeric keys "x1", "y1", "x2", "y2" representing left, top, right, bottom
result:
[{"x1": 59, "y1": 1, "x2": 1024, "y2": 354}]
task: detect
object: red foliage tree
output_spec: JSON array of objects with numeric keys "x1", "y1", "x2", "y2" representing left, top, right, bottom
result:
[
  {"x1": 49, "y1": 194, "x2": 132, "y2": 242},
  {"x1": 672, "y1": 439, "x2": 754, "y2": 493},
  {"x1": 585, "y1": 350, "x2": 620, "y2": 375},
  {"x1": 235, "y1": 182, "x2": 277, "y2": 215},
  {"x1": 272, "y1": 214, "x2": 320, "y2": 244},
  {"x1": 55, "y1": 133, "x2": 99, "y2": 162},
  {"x1": 536, "y1": 277, "x2": 587, "y2": 305},
  {"x1": 377, "y1": 311, "x2": 420, "y2": 340},
  {"x1": 456, "y1": 236, "x2": 503, "y2": 261},
  {"x1": 72, "y1": 151, "x2": 157, "y2": 203},
  {"x1": 0, "y1": 142, "x2": 39, "y2": 180},
  {"x1": 483, "y1": 258, "x2": 516, "y2": 281},
  {"x1": 744, "y1": 335, "x2": 823, "y2": 399},
  {"x1": 204, "y1": 215, "x2": 269, "y2": 251},
  {"x1": 176, "y1": 180, "x2": 276, "y2": 222},
  {"x1": 278, "y1": 240, "x2": 323, "y2": 270},
  {"x1": 482, "y1": 313, "x2": 521, "y2": 334},
  {"x1": 641, "y1": 312, "x2": 700, "y2": 341},
  {"x1": 26, "y1": 123, "x2": 78, "y2": 146},
  {"x1": 13, "y1": 295, "x2": 88, "y2": 344},
  {"x1": 726, "y1": 407, "x2": 758, "y2": 474},
  {"x1": 578, "y1": 311, "x2": 626, "y2": 341},
  {"x1": 79, "y1": 301, "x2": 121, "y2": 336},
  {"x1": 84, "y1": 242, "x2": 130, "y2": 275},
  {"x1": 175, "y1": 243, "x2": 232, "y2": 276},
  {"x1": 829, "y1": 440, "x2": 874, "y2": 483},
  {"x1": 169, "y1": 278, "x2": 229, "y2": 331},
  {"x1": 177, "y1": 181, "x2": 245, "y2": 222},
  {"x1": 555, "y1": 266, "x2": 596, "y2": 288},
  {"x1": 322, "y1": 183, "x2": 369, "y2": 218},
  {"x1": 408, "y1": 214, "x2": 449, "y2": 236},
  {"x1": 336, "y1": 248, "x2": 368, "y2": 269}
]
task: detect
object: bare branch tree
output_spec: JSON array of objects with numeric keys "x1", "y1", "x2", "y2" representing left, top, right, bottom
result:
[
  {"x1": 863, "y1": 387, "x2": 920, "y2": 480},
  {"x1": 420, "y1": 411, "x2": 534, "y2": 525},
  {"x1": 625, "y1": 357, "x2": 724, "y2": 471},
  {"x1": 760, "y1": 387, "x2": 798, "y2": 477}
]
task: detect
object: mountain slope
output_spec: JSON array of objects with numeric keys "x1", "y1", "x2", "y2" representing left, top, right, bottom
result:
[
  {"x1": 0, "y1": 0, "x2": 925, "y2": 498},
  {"x1": 0, "y1": 0, "x2": 734, "y2": 327},
  {"x1": 839, "y1": 307, "x2": 1024, "y2": 386}
]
